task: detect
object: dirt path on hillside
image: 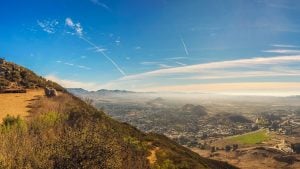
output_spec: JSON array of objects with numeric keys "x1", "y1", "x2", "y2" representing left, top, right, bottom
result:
[
  {"x1": 0, "y1": 89, "x2": 44, "y2": 121},
  {"x1": 147, "y1": 147, "x2": 160, "y2": 164}
]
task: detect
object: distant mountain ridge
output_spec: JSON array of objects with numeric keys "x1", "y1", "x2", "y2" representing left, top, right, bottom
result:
[
  {"x1": 67, "y1": 88, "x2": 136, "y2": 95},
  {"x1": 66, "y1": 88, "x2": 89, "y2": 94}
]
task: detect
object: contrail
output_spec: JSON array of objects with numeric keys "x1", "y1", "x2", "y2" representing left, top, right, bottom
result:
[
  {"x1": 65, "y1": 17, "x2": 125, "y2": 76},
  {"x1": 80, "y1": 36, "x2": 126, "y2": 76},
  {"x1": 180, "y1": 37, "x2": 189, "y2": 56}
]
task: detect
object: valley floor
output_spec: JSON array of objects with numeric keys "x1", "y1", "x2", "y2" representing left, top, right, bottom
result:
[
  {"x1": 191, "y1": 130, "x2": 300, "y2": 169},
  {"x1": 193, "y1": 147, "x2": 300, "y2": 169}
]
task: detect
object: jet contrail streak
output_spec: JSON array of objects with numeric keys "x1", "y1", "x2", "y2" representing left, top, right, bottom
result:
[
  {"x1": 180, "y1": 37, "x2": 189, "y2": 56},
  {"x1": 80, "y1": 36, "x2": 126, "y2": 76}
]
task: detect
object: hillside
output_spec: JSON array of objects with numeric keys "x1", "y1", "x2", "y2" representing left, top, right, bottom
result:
[
  {"x1": 0, "y1": 60, "x2": 64, "y2": 91},
  {"x1": 0, "y1": 60, "x2": 237, "y2": 169}
]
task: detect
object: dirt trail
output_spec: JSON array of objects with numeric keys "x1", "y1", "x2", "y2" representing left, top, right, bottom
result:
[
  {"x1": 0, "y1": 89, "x2": 44, "y2": 121},
  {"x1": 147, "y1": 147, "x2": 160, "y2": 164}
]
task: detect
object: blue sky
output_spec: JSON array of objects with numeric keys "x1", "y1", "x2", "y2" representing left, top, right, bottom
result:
[{"x1": 1, "y1": 0, "x2": 300, "y2": 95}]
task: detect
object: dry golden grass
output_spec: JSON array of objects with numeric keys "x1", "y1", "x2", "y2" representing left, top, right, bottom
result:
[{"x1": 0, "y1": 89, "x2": 44, "y2": 121}]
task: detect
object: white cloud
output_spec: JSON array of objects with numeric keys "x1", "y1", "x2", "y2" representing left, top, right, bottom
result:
[
  {"x1": 45, "y1": 75, "x2": 98, "y2": 90},
  {"x1": 77, "y1": 65, "x2": 91, "y2": 70},
  {"x1": 37, "y1": 20, "x2": 59, "y2": 34},
  {"x1": 174, "y1": 70, "x2": 300, "y2": 80},
  {"x1": 49, "y1": 44, "x2": 300, "y2": 95},
  {"x1": 175, "y1": 61, "x2": 187, "y2": 66},
  {"x1": 271, "y1": 44, "x2": 298, "y2": 48},
  {"x1": 135, "y1": 46, "x2": 142, "y2": 50},
  {"x1": 165, "y1": 57, "x2": 188, "y2": 60},
  {"x1": 98, "y1": 55, "x2": 300, "y2": 95},
  {"x1": 115, "y1": 39, "x2": 121, "y2": 46},
  {"x1": 123, "y1": 55, "x2": 300, "y2": 80},
  {"x1": 65, "y1": 18, "x2": 74, "y2": 27},
  {"x1": 158, "y1": 64, "x2": 172, "y2": 68},
  {"x1": 64, "y1": 62, "x2": 74, "y2": 66},
  {"x1": 140, "y1": 61, "x2": 159, "y2": 65},
  {"x1": 141, "y1": 82, "x2": 300, "y2": 96},
  {"x1": 87, "y1": 46, "x2": 107, "y2": 53},
  {"x1": 95, "y1": 48, "x2": 107, "y2": 52},
  {"x1": 56, "y1": 60, "x2": 91, "y2": 70},
  {"x1": 90, "y1": 0, "x2": 111, "y2": 11},
  {"x1": 263, "y1": 49, "x2": 300, "y2": 54},
  {"x1": 140, "y1": 61, "x2": 172, "y2": 68},
  {"x1": 65, "y1": 18, "x2": 83, "y2": 36}
]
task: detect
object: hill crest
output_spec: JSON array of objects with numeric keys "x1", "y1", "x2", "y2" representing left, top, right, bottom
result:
[{"x1": 0, "y1": 59, "x2": 64, "y2": 92}]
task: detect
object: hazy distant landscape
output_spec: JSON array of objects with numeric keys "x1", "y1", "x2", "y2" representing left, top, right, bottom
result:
[{"x1": 69, "y1": 88, "x2": 300, "y2": 168}]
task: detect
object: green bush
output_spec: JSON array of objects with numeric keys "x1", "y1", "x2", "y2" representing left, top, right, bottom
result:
[
  {"x1": 153, "y1": 159, "x2": 177, "y2": 169},
  {"x1": 30, "y1": 112, "x2": 62, "y2": 133},
  {"x1": 124, "y1": 136, "x2": 148, "y2": 151},
  {"x1": 1, "y1": 115, "x2": 27, "y2": 131}
]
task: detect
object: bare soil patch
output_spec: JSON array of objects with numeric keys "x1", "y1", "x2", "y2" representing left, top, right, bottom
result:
[
  {"x1": 0, "y1": 89, "x2": 44, "y2": 121},
  {"x1": 147, "y1": 147, "x2": 160, "y2": 164}
]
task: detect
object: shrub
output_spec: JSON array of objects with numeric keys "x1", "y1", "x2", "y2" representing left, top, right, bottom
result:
[
  {"x1": 124, "y1": 136, "x2": 148, "y2": 151},
  {"x1": 52, "y1": 124, "x2": 122, "y2": 169},
  {"x1": 153, "y1": 159, "x2": 177, "y2": 169},
  {"x1": 1, "y1": 115, "x2": 27, "y2": 131},
  {"x1": 30, "y1": 112, "x2": 63, "y2": 133}
]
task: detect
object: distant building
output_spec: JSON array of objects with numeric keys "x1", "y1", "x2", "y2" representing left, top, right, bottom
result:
[
  {"x1": 255, "y1": 116, "x2": 269, "y2": 127},
  {"x1": 255, "y1": 117, "x2": 261, "y2": 124},
  {"x1": 275, "y1": 139, "x2": 293, "y2": 153}
]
